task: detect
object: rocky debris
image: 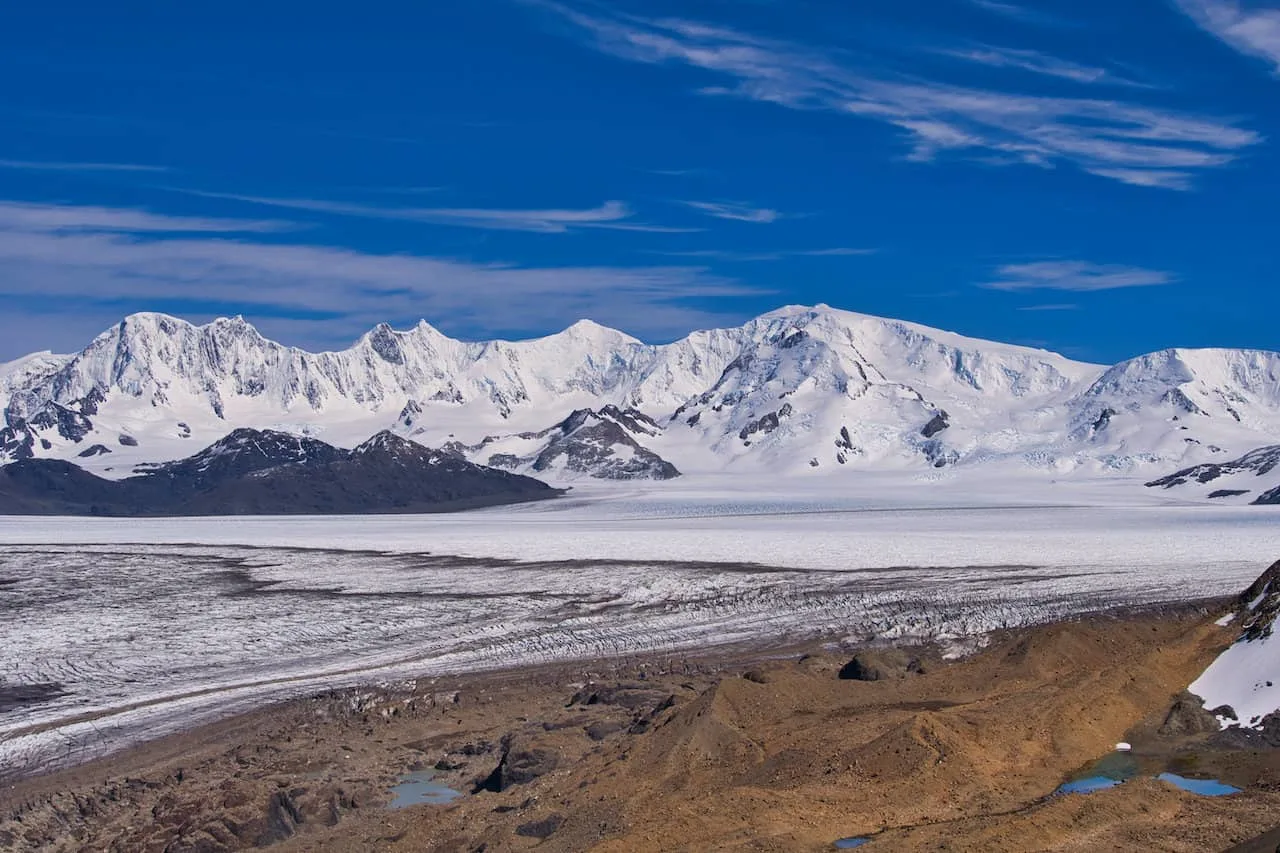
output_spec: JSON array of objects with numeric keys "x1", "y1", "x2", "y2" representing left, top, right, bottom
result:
[
  {"x1": 476, "y1": 736, "x2": 560, "y2": 793},
  {"x1": 584, "y1": 721, "x2": 627, "y2": 741},
  {"x1": 921, "y1": 410, "x2": 950, "y2": 438},
  {"x1": 515, "y1": 813, "x2": 564, "y2": 839},
  {"x1": 76, "y1": 444, "x2": 111, "y2": 458},
  {"x1": 742, "y1": 669, "x2": 770, "y2": 685},
  {"x1": 117, "y1": 434, "x2": 138, "y2": 447},
  {"x1": 1234, "y1": 559, "x2": 1280, "y2": 642},
  {"x1": 1211, "y1": 710, "x2": 1280, "y2": 749},
  {"x1": 838, "y1": 649, "x2": 925, "y2": 682},
  {"x1": 257, "y1": 789, "x2": 304, "y2": 845},
  {"x1": 1210, "y1": 489, "x2": 1250, "y2": 499},
  {"x1": 1159, "y1": 690, "x2": 1222, "y2": 737},
  {"x1": 568, "y1": 683, "x2": 672, "y2": 711}
]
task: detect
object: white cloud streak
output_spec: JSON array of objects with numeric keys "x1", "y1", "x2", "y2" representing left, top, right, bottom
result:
[
  {"x1": 966, "y1": 0, "x2": 1065, "y2": 24},
  {"x1": 0, "y1": 200, "x2": 764, "y2": 348},
  {"x1": 532, "y1": 1, "x2": 1260, "y2": 189},
  {"x1": 1173, "y1": 0, "x2": 1280, "y2": 73},
  {"x1": 172, "y1": 190, "x2": 698, "y2": 233},
  {"x1": 939, "y1": 46, "x2": 1149, "y2": 87},
  {"x1": 0, "y1": 158, "x2": 169, "y2": 173},
  {"x1": 648, "y1": 247, "x2": 875, "y2": 261},
  {"x1": 0, "y1": 201, "x2": 293, "y2": 234},
  {"x1": 681, "y1": 200, "x2": 782, "y2": 223},
  {"x1": 982, "y1": 261, "x2": 1174, "y2": 291}
]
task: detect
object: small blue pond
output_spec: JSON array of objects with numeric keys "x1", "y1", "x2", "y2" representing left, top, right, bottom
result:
[
  {"x1": 1057, "y1": 776, "x2": 1124, "y2": 794},
  {"x1": 834, "y1": 838, "x2": 871, "y2": 849},
  {"x1": 1054, "y1": 750, "x2": 1240, "y2": 798},
  {"x1": 1156, "y1": 773, "x2": 1240, "y2": 797},
  {"x1": 389, "y1": 770, "x2": 464, "y2": 808}
]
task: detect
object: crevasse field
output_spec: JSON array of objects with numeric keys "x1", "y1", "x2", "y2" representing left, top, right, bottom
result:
[{"x1": 1, "y1": 477, "x2": 1272, "y2": 781}]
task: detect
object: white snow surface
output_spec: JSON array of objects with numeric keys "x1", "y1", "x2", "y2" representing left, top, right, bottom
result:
[
  {"x1": 5, "y1": 305, "x2": 1280, "y2": 486},
  {"x1": 1, "y1": 480, "x2": 1276, "y2": 779},
  {"x1": 1190, "y1": 632, "x2": 1280, "y2": 730}
]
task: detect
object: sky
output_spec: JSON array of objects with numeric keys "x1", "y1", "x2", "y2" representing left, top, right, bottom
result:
[{"x1": 0, "y1": 0, "x2": 1278, "y2": 364}]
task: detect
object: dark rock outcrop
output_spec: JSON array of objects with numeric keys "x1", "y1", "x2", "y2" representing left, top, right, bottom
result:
[
  {"x1": 1158, "y1": 690, "x2": 1221, "y2": 737},
  {"x1": 1146, "y1": 446, "x2": 1280, "y2": 505},
  {"x1": 921, "y1": 410, "x2": 950, "y2": 439},
  {"x1": 738, "y1": 404, "x2": 793, "y2": 442},
  {"x1": 838, "y1": 650, "x2": 925, "y2": 682},
  {"x1": 476, "y1": 736, "x2": 560, "y2": 792},
  {"x1": 525, "y1": 406, "x2": 679, "y2": 480}
]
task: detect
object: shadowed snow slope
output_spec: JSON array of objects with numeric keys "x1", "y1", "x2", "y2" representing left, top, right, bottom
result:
[
  {"x1": 2, "y1": 305, "x2": 1279, "y2": 487},
  {"x1": 1190, "y1": 560, "x2": 1280, "y2": 731}
]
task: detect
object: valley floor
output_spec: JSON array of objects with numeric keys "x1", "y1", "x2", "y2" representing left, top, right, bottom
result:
[
  {"x1": 1, "y1": 483, "x2": 1276, "y2": 782},
  {"x1": 3, "y1": 605, "x2": 1280, "y2": 852}
]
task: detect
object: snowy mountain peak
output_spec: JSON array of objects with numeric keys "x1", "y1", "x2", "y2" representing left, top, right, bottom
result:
[{"x1": 4, "y1": 305, "x2": 1280, "y2": 485}]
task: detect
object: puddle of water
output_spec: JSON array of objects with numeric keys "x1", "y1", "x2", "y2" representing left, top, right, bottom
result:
[
  {"x1": 1055, "y1": 751, "x2": 1241, "y2": 798},
  {"x1": 1055, "y1": 750, "x2": 1138, "y2": 795},
  {"x1": 1156, "y1": 773, "x2": 1241, "y2": 797},
  {"x1": 1056, "y1": 776, "x2": 1124, "y2": 795},
  {"x1": 834, "y1": 838, "x2": 871, "y2": 849},
  {"x1": 389, "y1": 770, "x2": 464, "y2": 808}
]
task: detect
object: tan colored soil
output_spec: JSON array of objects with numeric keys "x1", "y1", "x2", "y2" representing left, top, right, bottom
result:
[{"x1": 4, "y1": 605, "x2": 1279, "y2": 853}]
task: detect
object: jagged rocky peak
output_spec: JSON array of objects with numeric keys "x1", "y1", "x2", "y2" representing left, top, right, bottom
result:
[
  {"x1": 140, "y1": 427, "x2": 346, "y2": 485},
  {"x1": 354, "y1": 429, "x2": 428, "y2": 458}
]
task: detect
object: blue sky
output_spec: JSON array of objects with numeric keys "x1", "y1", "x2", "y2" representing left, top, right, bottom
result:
[{"x1": 1, "y1": 0, "x2": 1277, "y2": 363}]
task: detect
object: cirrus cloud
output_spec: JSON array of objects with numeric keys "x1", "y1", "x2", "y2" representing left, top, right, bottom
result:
[
  {"x1": 981, "y1": 260, "x2": 1175, "y2": 291},
  {"x1": 529, "y1": 1, "x2": 1261, "y2": 189}
]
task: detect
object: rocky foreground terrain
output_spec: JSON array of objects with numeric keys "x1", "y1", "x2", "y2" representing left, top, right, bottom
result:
[{"x1": 4, "y1": 599, "x2": 1280, "y2": 852}]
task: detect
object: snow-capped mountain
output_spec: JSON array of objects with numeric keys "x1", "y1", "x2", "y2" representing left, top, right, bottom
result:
[
  {"x1": 3, "y1": 305, "x2": 1279, "y2": 488},
  {"x1": 438, "y1": 405, "x2": 681, "y2": 480}
]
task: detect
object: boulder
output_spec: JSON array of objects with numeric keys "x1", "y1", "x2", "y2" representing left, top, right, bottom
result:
[{"x1": 838, "y1": 649, "x2": 924, "y2": 682}]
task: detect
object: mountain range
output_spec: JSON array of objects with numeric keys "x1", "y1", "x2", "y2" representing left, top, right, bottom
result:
[
  {"x1": 3, "y1": 305, "x2": 1279, "y2": 499},
  {"x1": 0, "y1": 429, "x2": 558, "y2": 516}
]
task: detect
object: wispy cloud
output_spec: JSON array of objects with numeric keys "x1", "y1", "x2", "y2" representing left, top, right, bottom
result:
[
  {"x1": 1016, "y1": 302, "x2": 1080, "y2": 311},
  {"x1": 0, "y1": 158, "x2": 169, "y2": 173},
  {"x1": 1083, "y1": 167, "x2": 1194, "y2": 189},
  {"x1": 531, "y1": 1, "x2": 1259, "y2": 189},
  {"x1": 681, "y1": 200, "x2": 782, "y2": 223},
  {"x1": 648, "y1": 247, "x2": 874, "y2": 261},
  {"x1": 982, "y1": 261, "x2": 1174, "y2": 291},
  {"x1": 1173, "y1": 0, "x2": 1280, "y2": 73},
  {"x1": 0, "y1": 200, "x2": 292, "y2": 234},
  {"x1": 0, "y1": 199, "x2": 763, "y2": 353},
  {"x1": 938, "y1": 46, "x2": 1150, "y2": 87},
  {"x1": 966, "y1": 0, "x2": 1074, "y2": 27},
  {"x1": 170, "y1": 189, "x2": 697, "y2": 233}
]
